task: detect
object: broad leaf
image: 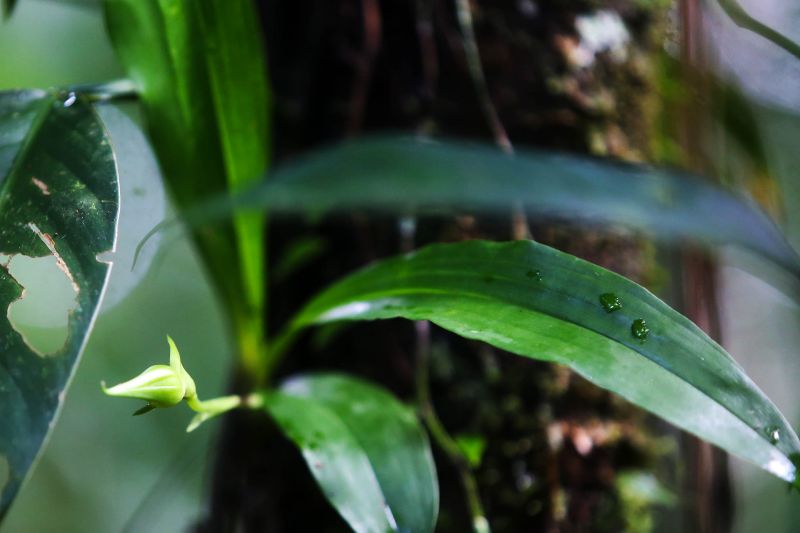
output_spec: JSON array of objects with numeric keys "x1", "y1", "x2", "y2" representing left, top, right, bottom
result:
[
  {"x1": 287, "y1": 240, "x2": 800, "y2": 485},
  {"x1": 103, "y1": 0, "x2": 270, "y2": 365},
  {"x1": 182, "y1": 136, "x2": 796, "y2": 279},
  {"x1": 261, "y1": 373, "x2": 439, "y2": 533},
  {"x1": 0, "y1": 90, "x2": 119, "y2": 517}
]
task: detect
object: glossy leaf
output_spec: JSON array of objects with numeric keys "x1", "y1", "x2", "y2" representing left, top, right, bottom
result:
[
  {"x1": 186, "y1": 136, "x2": 795, "y2": 279},
  {"x1": 261, "y1": 373, "x2": 439, "y2": 533},
  {"x1": 103, "y1": 0, "x2": 270, "y2": 368},
  {"x1": 288, "y1": 240, "x2": 800, "y2": 486},
  {"x1": 194, "y1": 0, "x2": 270, "y2": 316},
  {"x1": 0, "y1": 90, "x2": 119, "y2": 517}
]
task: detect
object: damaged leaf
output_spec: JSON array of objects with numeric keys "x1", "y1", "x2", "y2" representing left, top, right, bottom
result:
[{"x1": 0, "y1": 90, "x2": 119, "y2": 518}]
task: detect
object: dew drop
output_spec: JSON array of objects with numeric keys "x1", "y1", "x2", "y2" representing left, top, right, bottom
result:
[
  {"x1": 599, "y1": 293, "x2": 622, "y2": 313},
  {"x1": 526, "y1": 270, "x2": 542, "y2": 281},
  {"x1": 631, "y1": 319, "x2": 649, "y2": 340},
  {"x1": 764, "y1": 425, "x2": 781, "y2": 445},
  {"x1": 62, "y1": 92, "x2": 77, "y2": 108}
]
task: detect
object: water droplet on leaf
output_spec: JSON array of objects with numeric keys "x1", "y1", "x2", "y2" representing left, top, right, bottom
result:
[
  {"x1": 599, "y1": 293, "x2": 622, "y2": 313},
  {"x1": 631, "y1": 319, "x2": 649, "y2": 340},
  {"x1": 62, "y1": 92, "x2": 77, "y2": 108},
  {"x1": 526, "y1": 270, "x2": 542, "y2": 281},
  {"x1": 764, "y1": 426, "x2": 781, "y2": 445}
]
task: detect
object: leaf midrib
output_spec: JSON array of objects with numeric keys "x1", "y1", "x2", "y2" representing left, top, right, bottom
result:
[{"x1": 0, "y1": 95, "x2": 53, "y2": 216}]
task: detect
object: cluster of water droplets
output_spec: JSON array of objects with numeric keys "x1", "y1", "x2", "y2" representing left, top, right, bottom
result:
[{"x1": 598, "y1": 292, "x2": 649, "y2": 341}]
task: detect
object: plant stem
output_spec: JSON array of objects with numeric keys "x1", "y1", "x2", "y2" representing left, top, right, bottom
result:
[
  {"x1": 453, "y1": 0, "x2": 530, "y2": 240},
  {"x1": 414, "y1": 320, "x2": 491, "y2": 533},
  {"x1": 718, "y1": 0, "x2": 800, "y2": 62},
  {"x1": 453, "y1": 0, "x2": 510, "y2": 154},
  {"x1": 185, "y1": 394, "x2": 243, "y2": 432}
]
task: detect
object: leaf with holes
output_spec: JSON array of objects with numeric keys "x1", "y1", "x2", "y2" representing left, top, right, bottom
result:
[
  {"x1": 261, "y1": 373, "x2": 439, "y2": 533},
  {"x1": 0, "y1": 90, "x2": 119, "y2": 518},
  {"x1": 286, "y1": 240, "x2": 800, "y2": 487}
]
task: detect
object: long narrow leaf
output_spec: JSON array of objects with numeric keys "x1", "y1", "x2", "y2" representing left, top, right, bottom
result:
[
  {"x1": 287, "y1": 240, "x2": 800, "y2": 486},
  {"x1": 154, "y1": 136, "x2": 799, "y2": 279},
  {"x1": 104, "y1": 0, "x2": 270, "y2": 360},
  {"x1": 194, "y1": 0, "x2": 270, "y2": 318}
]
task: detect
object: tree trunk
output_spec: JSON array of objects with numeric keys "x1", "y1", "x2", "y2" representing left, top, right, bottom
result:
[{"x1": 196, "y1": 1, "x2": 732, "y2": 531}]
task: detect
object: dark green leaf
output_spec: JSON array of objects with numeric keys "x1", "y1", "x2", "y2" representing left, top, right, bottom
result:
[
  {"x1": 158, "y1": 136, "x2": 799, "y2": 280},
  {"x1": 0, "y1": 90, "x2": 119, "y2": 517},
  {"x1": 289, "y1": 240, "x2": 800, "y2": 486},
  {"x1": 261, "y1": 373, "x2": 439, "y2": 533}
]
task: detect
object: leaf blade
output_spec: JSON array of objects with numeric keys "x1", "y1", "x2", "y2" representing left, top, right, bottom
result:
[
  {"x1": 282, "y1": 373, "x2": 439, "y2": 533},
  {"x1": 194, "y1": 0, "x2": 270, "y2": 315},
  {"x1": 103, "y1": 0, "x2": 271, "y2": 365},
  {"x1": 290, "y1": 240, "x2": 800, "y2": 484},
  {"x1": 263, "y1": 391, "x2": 394, "y2": 533},
  {"x1": 0, "y1": 90, "x2": 119, "y2": 517},
  {"x1": 223, "y1": 136, "x2": 797, "y2": 278}
]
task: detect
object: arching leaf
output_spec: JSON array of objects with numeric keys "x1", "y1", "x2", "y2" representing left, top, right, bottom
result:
[
  {"x1": 287, "y1": 240, "x2": 800, "y2": 486},
  {"x1": 159, "y1": 136, "x2": 799, "y2": 280}
]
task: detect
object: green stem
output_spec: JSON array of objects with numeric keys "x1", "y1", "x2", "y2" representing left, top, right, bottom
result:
[
  {"x1": 718, "y1": 0, "x2": 800, "y2": 62},
  {"x1": 414, "y1": 321, "x2": 490, "y2": 533},
  {"x1": 185, "y1": 393, "x2": 243, "y2": 433},
  {"x1": 235, "y1": 312, "x2": 268, "y2": 385},
  {"x1": 454, "y1": 0, "x2": 511, "y2": 154}
]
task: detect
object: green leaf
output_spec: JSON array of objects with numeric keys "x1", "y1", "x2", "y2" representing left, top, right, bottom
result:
[
  {"x1": 194, "y1": 0, "x2": 270, "y2": 315},
  {"x1": 103, "y1": 0, "x2": 270, "y2": 369},
  {"x1": 288, "y1": 240, "x2": 800, "y2": 486},
  {"x1": 0, "y1": 90, "x2": 119, "y2": 517},
  {"x1": 261, "y1": 373, "x2": 439, "y2": 533},
  {"x1": 159, "y1": 136, "x2": 799, "y2": 280}
]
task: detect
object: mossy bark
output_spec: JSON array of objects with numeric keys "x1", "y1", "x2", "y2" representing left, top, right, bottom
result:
[{"x1": 197, "y1": 1, "x2": 730, "y2": 531}]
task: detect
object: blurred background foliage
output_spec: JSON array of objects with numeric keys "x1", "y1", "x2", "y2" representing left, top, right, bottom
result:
[{"x1": 2, "y1": 0, "x2": 800, "y2": 531}]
